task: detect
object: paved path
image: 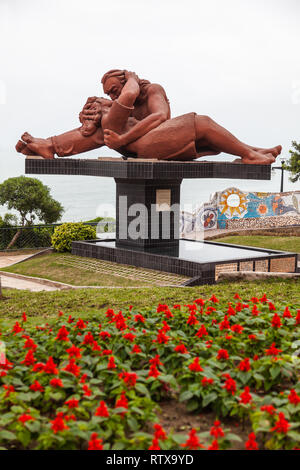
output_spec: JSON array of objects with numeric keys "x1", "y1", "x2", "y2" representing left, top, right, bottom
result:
[
  {"x1": 0, "y1": 253, "x2": 34, "y2": 269},
  {"x1": 0, "y1": 273, "x2": 59, "y2": 291}
]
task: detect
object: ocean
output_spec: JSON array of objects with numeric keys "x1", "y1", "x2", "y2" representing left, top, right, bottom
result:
[{"x1": 0, "y1": 149, "x2": 296, "y2": 223}]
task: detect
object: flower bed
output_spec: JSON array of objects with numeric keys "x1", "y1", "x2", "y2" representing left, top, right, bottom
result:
[{"x1": 0, "y1": 293, "x2": 299, "y2": 450}]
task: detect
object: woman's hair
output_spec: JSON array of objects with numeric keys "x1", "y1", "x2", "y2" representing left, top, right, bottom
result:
[{"x1": 101, "y1": 69, "x2": 151, "y2": 100}]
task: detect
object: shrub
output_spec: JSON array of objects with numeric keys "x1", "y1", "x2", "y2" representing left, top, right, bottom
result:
[{"x1": 51, "y1": 222, "x2": 96, "y2": 252}]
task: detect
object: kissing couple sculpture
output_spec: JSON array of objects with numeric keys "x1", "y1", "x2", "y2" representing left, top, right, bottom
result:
[{"x1": 16, "y1": 69, "x2": 281, "y2": 164}]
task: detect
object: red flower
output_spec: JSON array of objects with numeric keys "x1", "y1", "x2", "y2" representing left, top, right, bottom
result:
[
  {"x1": 51, "y1": 412, "x2": 69, "y2": 433},
  {"x1": 149, "y1": 355, "x2": 163, "y2": 367},
  {"x1": 271, "y1": 412, "x2": 290, "y2": 434},
  {"x1": 195, "y1": 324, "x2": 208, "y2": 338},
  {"x1": 56, "y1": 325, "x2": 69, "y2": 341},
  {"x1": 66, "y1": 345, "x2": 82, "y2": 358},
  {"x1": 245, "y1": 432, "x2": 258, "y2": 450},
  {"x1": 3, "y1": 384, "x2": 15, "y2": 397},
  {"x1": 217, "y1": 349, "x2": 229, "y2": 360},
  {"x1": 99, "y1": 331, "x2": 111, "y2": 341},
  {"x1": 75, "y1": 319, "x2": 87, "y2": 330},
  {"x1": 64, "y1": 358, "x2": 80, "y2": 377},
  {"x1": 155, "y1": 329, "x2": 169, "y2": 344},
  {"x1": 18, "y1": 414, "x2": 35, "y2": 424},
  {"x1": 194, "y1": 298, "x2": 205, "y2": 306},
  {"x1": 227, "y1": 305, "x2": 236, "y2": 316},
  {"x1": 65, "y1": 398, "x2": 79, "y2": 409},
  {"x1": 288, "y1": 389, "x2": 300, "y2": 405},
  {"x1": 250, "y1": 297, "x2": 259, "y2": 304},
  {"x1": 12, "y1": 322, "x2": 23, "y2": 335},
  {"x1": 153, "y1": 423, "x2": 167, "y2": 440},
  {"x1": 22, "y1": 312, "x2": 27, "y2": 322},
  {"x1": 82, "y1": 332, "x2": 95, "y2": 345},
  {"x1": 80, "y1": 374, "x2": 88, "y2": 384},
  {"x1": 238, "y1": 358, "x2": 251, "y2": 372},
  {"x1": 208, "y1": 439, "x2": 219, "y2": 450},
  {"x1": 283, "y1": 306, "x2": 292, "y2": 318},
  {"x1": 67, "y1": 315, "x2": 74, "y2": 323},
  {"x1": 259, "y1": 293, "x2": 268, "y2": 303},
  {"x1": 210, "y1": 420, "x2": 224, "y2": 438},
  {"x1": 260, "y1": 405, "x2": 276, "y2": 415},
  {"x1": 188, "y1": 357, "x2": 203, "y2": 372},
  {"x1": 148, "y1": 365, "x2": 160, "y2": 378},
  {"x1": 88, "y1": 433, "x2": 103, "y2": 450},
  {"x1": 219, "y1": 315, "x2": 230, "y2": 330},
  {"x1": 107, "y1": 356, "x2": 116, "y2": 369},
  {"x1": 30, "y1": 380, "x2": 44, "y2": 392},
  {"x1": 102, "y1": 349, "x2": 113, "y2": 355},
  {"x1": 223, "y1": 376, "x2": 236, "y2": 395},
  {"x1": 296, "y1": 310, "x2": 300, "y2": 325},
  {"x1": 271, "y1": 313, "x2": 282, "y2": 328},
  {"x1": 231, "y1": 324, "x2": 244, "y2": 334},
  {"x1": 174, "y1": 343, "x2": 188, "y2": 354},
  {"x1": 123, "y1": 332, "x2": 136, "y2": 342},
  {"x1": 181, "y1": 429, "x2": 204, "y2": 449},
  {"x1": 82, "y1": 384, "x2": 92, "y2": 396},
  {"x1": 21, "y1": 350, "x2": 36, "y2": 366},
  {"x1": 268, "y1": 302, "x2": 276, "y2": 311},
  {"x1": 248, "y1": 334, "x2": 256, "y2": 341},
  {"x1": 119, "y1": 371, "x2": 138, "y2": 387},
  {"x1": 239, "y1": 386, "x2": 252, "y2": 404},
  {"x1": 95, "y1": 401, "x2": 110, "y2": 417},
  {"x1": 201, "y1": 377, "x2": 214, "y2": 387},
  {"x1": 50, "y1": 378, "x2": 63, "y2": 388},
  {"x1": 105, "y1": 308, "x2": 115, "y2": 318},
  {"x1": 234, "y1": 293, "x2": 241, "y2": 299},
  {"x1": 149, "y1": 437, "x2": 160, "y2": 450},
  {"x1": 187, "y1": 313, "x2": 199, "y2": 326},
  {"x1": 23, "y1": 336, "x2": 37, "y2": 350},
  {"x1": 265, "y1": 343, "x2": 282, "y2": 357},
  {"x1": 209, "y1": 295, "x2": 219, "y2": 303},
  {"x1": 44, "y1": 357, "x2": 58, "y2": 375},
  {"x1": 134, "y1": 314, "x2": 145, "y2": 323},
  {"x1": 131, "y1": 344, "x2": 142, "y2": 354},
  {"x1": 251, "y1": 305, "x2": 260, "y2": 316},
  {"x1": 115, "y1": 391, "x2": 128, "y2": 415}
]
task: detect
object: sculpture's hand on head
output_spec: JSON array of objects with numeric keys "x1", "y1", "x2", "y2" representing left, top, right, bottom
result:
[
  {"x1": 103, "y1": 129, "x2": 124, "y2": 149},
  {"x1": 124, "y1": 70, "x2": 139, "y2": 83}
]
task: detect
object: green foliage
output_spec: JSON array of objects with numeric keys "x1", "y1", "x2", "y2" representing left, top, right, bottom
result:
[
  {"x1": 287, "y1": 141, "x2": 300, "y2": 183},
  {"x1": 0, "y1": 292, "x2": 299, "y2": 449},
  {"x1": 51, "y1": 223, "x2": 96, "y2": 252},
  {"x1": 0, "y1": 176, "x2": 63, "y2": 226}
]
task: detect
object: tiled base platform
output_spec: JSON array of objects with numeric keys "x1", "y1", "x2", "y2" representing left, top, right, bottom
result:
[
  {"x1": 72, "y1": 239, "x2": 298, "y2": 286},
  {"x1": 25, "y1": 157, "x2": 271, "y2": 180}
]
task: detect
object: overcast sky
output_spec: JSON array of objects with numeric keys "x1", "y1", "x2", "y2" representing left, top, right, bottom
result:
[{"x1": 0, "y1": 0, "x2": 299, "y2": 166}]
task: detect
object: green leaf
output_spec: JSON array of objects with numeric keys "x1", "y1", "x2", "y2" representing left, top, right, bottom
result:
[
  {"x1": 179, "y1": 390, "x2": 194, "y2": 402},
  {"x1": 202, "y1": 392, "x2": 217, "y2": 407},
  {"x1": 0, "y1": 430, "x2": 16, "y2": 441}
]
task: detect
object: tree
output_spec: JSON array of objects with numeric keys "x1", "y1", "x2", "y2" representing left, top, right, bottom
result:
[
  {"x1": 0, "y1": 176, "x2": 64, "y2": 249},
  {"x1": 287, "y1": 141, "x2": 300, "y2": 183}
]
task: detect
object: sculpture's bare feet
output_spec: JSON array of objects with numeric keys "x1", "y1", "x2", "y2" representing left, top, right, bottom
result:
[
  {"x1": 242, "y1": 150, "x2": 275, "y2": 165},
  {"x1": 15, "y1": 139, "x2": 38, "y2": 155},
  {"x1": 20, "y1": 133, "x2": 55, "y2": 159},
  {"x1": 255, "y1": 145, "x2": 282, "y2": 158}
]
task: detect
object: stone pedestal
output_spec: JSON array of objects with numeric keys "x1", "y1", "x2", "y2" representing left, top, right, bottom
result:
[{"x1": 115, "y1": 178, "x2": 181, "y2": 252}]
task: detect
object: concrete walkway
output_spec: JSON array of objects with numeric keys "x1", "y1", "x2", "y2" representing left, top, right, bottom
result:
[
  {"x1": 0, "y1": 273, "x2": 59, "y2": 291},
  {"x1": 0, "y1": 253, "x2": 34, "y2": 269}
]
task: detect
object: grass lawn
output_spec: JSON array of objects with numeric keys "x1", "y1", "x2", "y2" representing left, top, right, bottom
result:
[
  {"x1": 1, "y1": 278, "x2": 299, "y2": 325},
  {"x1": 1, "y1": 253, "x2": 180, "y2": 288},
  {"x1": 217, "y1": 235, "x2": 300, "y2": 253}
]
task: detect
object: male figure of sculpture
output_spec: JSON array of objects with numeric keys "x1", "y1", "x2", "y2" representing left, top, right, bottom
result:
[{"x1": 16, "y1": 70, "x2": 281, "y2": 164}]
